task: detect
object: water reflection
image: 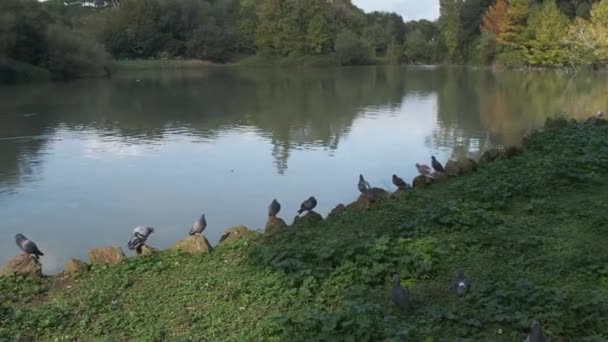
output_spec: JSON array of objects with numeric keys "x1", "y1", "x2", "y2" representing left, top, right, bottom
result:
[{"x1": 0, "y1": 66, "x2": 605, "y2": 273}]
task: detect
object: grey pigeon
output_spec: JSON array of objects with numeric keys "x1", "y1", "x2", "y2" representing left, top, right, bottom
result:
[
  {"x1": 451, "y1": 270, "x2": 470, "y2": 296},
  {"x1": 431, "y1": 156, "x2": 446, "y2": 173},
  {"x1": 268, "y1": 199, "x2": 281, "y2": 217},
  {"x1": 358, "y1": 174, "x2": 371, "y2": 193},
  {"x1": 128, "y1": 226, "x2": 154, "y2": 250},
  {"x1": 392, "y1": 174, "x2": 408, "y2": 189},
  {"x1": 524, "y1": 320, "x2": 546, "y2": 342},
  {"x1": 297, "y1": 196, "x2": 317, "y2": 215},
  {"x1": 416, "y1": 163, "x2": 432, "y2": 176},
  {"x1": 189, "y1": 214, "x2": 207, "y2": 236},
  {"x1": 391, "y1": 275, "x2": 411, "y2": 313},
  {"x1": 15, "y1": 234, "x2": 44, "y2": 259}
]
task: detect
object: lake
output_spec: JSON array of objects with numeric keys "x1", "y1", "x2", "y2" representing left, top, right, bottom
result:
[{"x1": 1, "y1": 66, "x2": 606, "y2": 274}]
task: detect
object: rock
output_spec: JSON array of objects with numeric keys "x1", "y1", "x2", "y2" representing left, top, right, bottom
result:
[
  {"x1": 412, "y1": 175, "x2": 432, "y2": 188},
  {"x1": 431, "y1": 172, "x2": 449, "y2": 183},
  {"x1": 479, "y1": 148, "x2": 503, "y2": 164},
  {"x1": 445, "y1": 160, "x2": 461, "y2": 176},
  {"x1": 347, "y1": 196, "x2": 373, "y2": 210},
  {"x1": 363, "y1": 187, "x2": 389, "y2": 202},
  {"x1": 64, "y1": 258, "x2": 88, "y2": 275},
  {"x1": 522, "y1": 129, "x2": 539, "y2": 149},
  {"x1": 390, "y1": 188, "x2": 408, "y2": 198},
  {"x1": 137, "y1": 245, "x2": 158, "y2": 256},
  {"x1": 220, "y1": 226, "x2": 255, "y2": 244},
  {"x1": 544, "y1": 116, "x2": 569, "y2": 129},
  {"x1": 265, "y1": 217, "x2": 288, "y2": 235},
  {"x1": 88, "y1": 247, "x2": 125, "y2": 266},
  {"x1": 293, "y1": 211, "x2": 323, "y2": 225},
  {"x1": 172, "y1": 235, "x2": 213, "y2": 254},
  {"x1": 327, "y1": 204, "x2": 346, "y2": 219},
  {"x1": 504, "y1": 145, "x2": 524, "y2": 158},
  {"x1": 0, "y1": 254, "x2": 42, "y2": 279},
  {"x1": 458, "y1": 158, "x2": 477, "y2": 174},
  {"x1": 347, "y1": 188, "x2": 390, "y2": 210},
  {"x1": 584, "y1": 115, "x2": 607, "y2": 126}
]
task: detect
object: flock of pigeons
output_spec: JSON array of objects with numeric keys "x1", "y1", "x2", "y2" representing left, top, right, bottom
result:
[{"x1": 10, "y1": 155, "x2": 546, "y2": 340}]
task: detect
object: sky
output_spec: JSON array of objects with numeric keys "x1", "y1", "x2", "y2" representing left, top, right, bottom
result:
[{"x1": 353, "y1": 0, "x2": 439, "y2": 21}]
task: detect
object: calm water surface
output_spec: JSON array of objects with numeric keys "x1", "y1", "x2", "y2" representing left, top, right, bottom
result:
[{"x1": 1, "y1": 66, "x2": 606, "y2": 273}]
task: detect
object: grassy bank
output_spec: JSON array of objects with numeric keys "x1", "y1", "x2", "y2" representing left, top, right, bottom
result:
[{"x1": 2, "y1": 122, "x2": 608, "y2": 340}]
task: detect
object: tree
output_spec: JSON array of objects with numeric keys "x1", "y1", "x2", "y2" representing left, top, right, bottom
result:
[
  {"x1": 481, "y1": 0, "x2": 508, "y2": 37},
  {"x1": 523, "y1": 1, "x2": 570, "y2": 67},
  {"x1": 439, "y1": 0, "x2": 463, "y2": 61},
  {"x1": 568, "y1": 0, "x2": 608, "y2": 65},
  {"x1": 498, "y1": 0, "x2": 529, "y2": 47},
  {"x1": 405, "y1": 29, "x2": 428, "y2": 63},
  {"x1": 334, "y1": 30, "x2": 372, "y2": 65},
  {"x1": 306, "y1": 13, "x2": 333, "y2": 54}
]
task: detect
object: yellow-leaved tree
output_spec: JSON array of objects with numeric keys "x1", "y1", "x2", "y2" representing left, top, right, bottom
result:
[{"x1": 568, "y1": 0, "x2": 608, "y2": 65}]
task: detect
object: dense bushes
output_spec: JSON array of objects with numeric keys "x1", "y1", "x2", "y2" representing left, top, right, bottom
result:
[
  {"x1": 0, "y1": 0, "x2": 110, "y2": 82},
  {"x1": 334, "y1": 31, "x2": 373, "y2": 65}
]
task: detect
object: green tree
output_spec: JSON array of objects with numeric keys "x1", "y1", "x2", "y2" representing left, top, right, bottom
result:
[
  {"x1": 405, "y1": 29, "x2": 428, "y2": 63},
  {"x1": 439, "y1": 0, "x2": 463, "y2": 62},
  {"x1": 568, "y1": 0, "x2": 608, "y2": 65},
  {"x1": 334, "y1": 30, "x2": 372, "y2": 65},
  {"x1": 306, "y1": 13, "x2": 333, "y2": 54},
  {"x1": 523, "y1": 1, "x2": 570, "y2": 67}
]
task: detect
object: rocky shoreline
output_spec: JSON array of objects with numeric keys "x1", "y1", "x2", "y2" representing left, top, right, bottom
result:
[{"x1": 2, "y1": 113, "x2": 606, "y2": 281}]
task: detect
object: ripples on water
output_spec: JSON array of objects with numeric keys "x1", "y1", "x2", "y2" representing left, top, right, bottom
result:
[{"x1": 0, "y1": 66, "x2": 606, "y2": 273}]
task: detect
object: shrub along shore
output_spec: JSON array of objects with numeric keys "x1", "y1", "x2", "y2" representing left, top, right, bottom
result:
[{"x1": 1, "y1": 115, "x2": 608, "y2": 340}]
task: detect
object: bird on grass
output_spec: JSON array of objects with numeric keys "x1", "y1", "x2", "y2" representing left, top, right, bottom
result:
[
  {"x1": 15, "y1": 234, "x2": 44, "y2": 260},
  {"x1": 451, "y1": 270, "x2": 470, "y2": 296},
  {"x1": 189, "y1": 214, "x2": 207, "y2": 236},
  {"x1": 358, "y1": 174, "x2": 371, "y2": 193},
  {"x1": 392, "y1": 174, "x2": 408, "y2": 189},
  {"x1": 268, "y1": 199, "x2": 281, "y2": 217},
  {"x1": 128, "y1": 226, "x2": 154, "y2": 251},
  {"x1": 524, "y1": 320, "x2": 546, "y2": 342},
  {"x1": 431, "y1": 156, "x2": 446, "y2": 173},
  {"x1": 415, "y1": 163, "x2": 432, "y2": 177},
  {"x1": 391, "y1": 275, "x2": 412, "y2": 313},
  {"x1": 297, "y1": 196, "x2": 317, "y2": 215}
]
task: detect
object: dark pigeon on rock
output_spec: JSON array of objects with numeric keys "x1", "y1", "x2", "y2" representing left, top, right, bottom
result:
[
  {"x1": 189, "y1": 214, "x2": 207, "y2": 236},
  {"x1": 128, "y1": 226, "x2": 154, "y2": 251},
  {"x1": 392, "y1": 174, "x2": 408, "y2": 189},
  {"x1": 268, "y1": 199, "x2": 281, "y2": 217},
  {"x1": 524, "y1": 320, "x2": 546, "y2": 342},
  {"x1": 358, "y1": 174, "x2": 371, "y2": 193},
  {"x1": 297, "y1": 196, "x2": 317, "y2": 215},
  {"x1": 391, "y1": 275, "x2": 411, "y2": 313},
  {"x1": 431, "y1": 156, "x2": 446, "y2": 173},
  {"x1": 451, "y1": 270, "x2": 470, "y2": 296},
  {"x1": 15, "y1": 234, "x2": 44, "y2": 260}
]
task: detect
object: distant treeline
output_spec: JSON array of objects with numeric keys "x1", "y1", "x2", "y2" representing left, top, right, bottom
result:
[{"x1": 1, "y1": 0, "x2": 608, "y2": 82}]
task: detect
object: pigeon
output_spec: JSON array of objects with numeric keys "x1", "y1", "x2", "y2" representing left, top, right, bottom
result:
[
  {"x1": 392, "y1": 174, "x2": 408, "y2": 189},
  {"x1": 416, "y1": 163, "x2": 432, "y2": 176},
  {"x1": 128, "y1": 226, "x2": 154, "y2": 250},
  {"x1": 15, "y1": 234, "x2": 44, "y2": 260},
  {"x1": 189, "y1": 214, "x2": 207, "y2": 236},
  {"x1": 431, "y1": 156, "x2": 446, "y2": 173},
  {"x1": 358, "y1": 174, "x2": 371, "y2": 193},
  {"x1": 451, "y1": 270, "x2": 470, "y2": 296},
  {"x1": 524, "y1": 320, "x2": 546, "y2": 342},
  {"x1": 297, "y1": 196, "x2": 317, "y2": 215},
  {"x1": 268, "y1": 199, "x2": 281, "y2": 217},
  {"x1": 391, "y1": 275, "x2": 411, "y2": 313}
]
